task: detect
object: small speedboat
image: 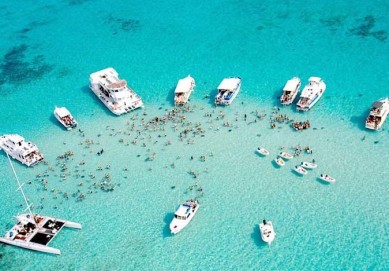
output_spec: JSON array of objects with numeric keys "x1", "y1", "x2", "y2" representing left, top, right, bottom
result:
[
  {"x1": 259, "y1": 220, "x2": 276, "y2": 245},
  {"x1": 54, "y1": 107, "x2": 77, "y2": 130},
  {"x1": 274, "y1": 157, "x2": 285, "y2": 167},
  {"x1": 256, "y1": 147, "x2": 269, "y2": 156},
  {"x1": 294, "y1": 165, "x2": 308, "y2": 175},
  {"x1": 319, "y1": 174, "x2": 336, "y2": 183},
  {"x1": 300, "y1": 161, "x2": 317, "y2": 169},
  {"x1": 170, "y1": 199, "x2": 199, "y2": 234},
  {"x1": 279, "y1": 152, "x2": 293, "y2": 160}
]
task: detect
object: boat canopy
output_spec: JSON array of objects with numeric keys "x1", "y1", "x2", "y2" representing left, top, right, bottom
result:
[
  {"x1": 283, "y1": 78, "x2": 299, "y2": 91},
  {"x1": 218, "y1": 78, "x2": 240, "y2": 91},
  {"x1": 308, "y1": 77, "x2": 322, "y2": 84},
  {"x1": 175, "y1": 77, "x2": 193, "y2": 93},
  {"x1": 175, "y1": 205, "x2": 191, "y2": 217},
  {"x1": 372, "y1": 101, "x2": 383, "y2": 109},
  {"x1": 55, "y1": 107, "x2": 70, "y2": 117}
]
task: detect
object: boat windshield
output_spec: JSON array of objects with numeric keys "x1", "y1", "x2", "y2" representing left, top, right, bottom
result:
[{"x1": 174, "y1": 215, "x2": 187, "y2": 220}]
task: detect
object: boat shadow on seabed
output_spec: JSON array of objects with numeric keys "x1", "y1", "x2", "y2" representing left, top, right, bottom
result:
[
  {"x1": 162, "y1": 212, "x2": 175, "y2": 238},
  {"x1": 251, "y1": 224, "x2": 268, "y2": 248}
]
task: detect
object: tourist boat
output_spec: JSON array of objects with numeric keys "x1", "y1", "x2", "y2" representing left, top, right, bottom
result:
[
  {"x1": 365, "y1": 98, "x2": 389, "y2": 130},
  {"x1": 54, "y1": 106, "x2": 77, "y2": 130},
  {"x1": 0, "y1": 134, "x2": 44, "y2": 167},
  {"x1": 259, "y1": 220, "x2": 276, "y2": 245},
  {"x1": 274, "y1": 157, "x2": 285, "y2": 167},
  {"x1": 296, "y1": 77, "x2": 326, "y2": 111},
  {"x1": 280, "y1": 77, "x2": 301, "y2": 105},
  {"x1": 170, "y1": 199, "x2": 199, "y2": 234},
  {"x1": 279, "y1": 151, "x2": 293, "y2": 160},
  {"x1": 89, "y1": 67, "x2": 144, "y2": 115},
  {"x1": 174, "y1": 75, "x2": 195, "y2": 106},
  {"x1": 300, "y1": 161, "x2": 317, "y2": 169},
  {"x1": 319, "y1": 174, "x2": 336, "y2": 183},
  {"x1": 0, "y1": 153, "x2": 81, "y2": 255},
  {"x1": 293, "y1": 165, "x2": 308, "y2": 175},
  {"x1": 256, "y1": 147, "x2": 269, "y2": 156},
  {"x1": 215, "y1": 77, "x2": 241, "y2": 106}
]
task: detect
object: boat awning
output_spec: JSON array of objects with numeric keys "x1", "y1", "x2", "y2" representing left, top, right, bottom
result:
[
  {"x1": 175, "y1": 205, "x2": 190, "y2": 216},
  {"x1": 55, "y1": 107, "x2": 70, "y2": 117},
  {"x1": 283, "y1": 79, "x2": 298, "y2": 91},
  {"x1": 218, "y1": 78, "x2": 240, "y2": 90},
  {"x1": 175, "y1": 77, "x2": 193, "y2": 93},
  {"x1": 308, "y1": 77, "x2": 321, "y2": 83},
  {"x1": 372, "y1": 101, "x2": 383, "y2": 109}
]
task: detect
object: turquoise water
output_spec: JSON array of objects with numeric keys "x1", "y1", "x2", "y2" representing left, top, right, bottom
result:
[{"x1": 0, "y1": 0, "x2": 388, "y2": 270}]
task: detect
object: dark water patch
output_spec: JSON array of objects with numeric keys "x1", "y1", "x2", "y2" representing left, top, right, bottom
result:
[
  {"x1": 349, "y1": 15, "x2": 387, "y2": 42},
  {"x1": 320, "y1": 15, "x2": 346, "y2": 32},
  {"x1": 55, "y1": 67, "x2": 72, "y2": 78},
  {"x1": 16, "y1": 20, "x2": 51, "y2": 36},
  {"x1": 256, "y1": 25, "x2": 264, "y2": 31},
  {"x1": 106, "y1": 15, "x2": 141, "y2": 33},
  {"x1": 66, "y1": 0, "x2": 89, "y2": 5},
  {"x1": 0, "y1": 44, "x2": 54, "y2": 86}
]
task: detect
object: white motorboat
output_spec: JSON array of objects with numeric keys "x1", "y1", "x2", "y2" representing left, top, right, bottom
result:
[
  {"x1": 0, "y1": 153, "x2": 81, "y2": 255},
  {"x1": 293, "y1": 165, "x2": 308, "y2": 175},
  {"x1": 215, "y1": 77, "x2": 241, "y2": 106},
  {"x1": 280, "y1": 77, "x2": 301, "y2": 105},
  {"x1": 174, "y1": 75, "x2": 195, "y2": 106},
  {"x1": 274, "y1": 157, "x2": 285, "y2": 167},
  {"x1": 256, "y1": 147, "x2": 269, "y2": 156},
  {"x1": 54, "y1": 106, "x2": 77, "y2": 130},
  {"x1": 296, "y1": 77, "x2": 326, "y2": 111},
  {"x1": 300, "y1": 161, "x2": 317, "y2": 169},
  {"x1": 0, "y1": 134, "x2": 44, "y2": 167},
  {"x1": 170, "y1": 199, "x2": 199, "y2": 234},
  {"x1": 279, "y1": 151, "x2": 293, "y2": 160},
  {"x1": 319, "y1": 174, "x2": 336, "y2": 183},
  {"x1": 259, "y1": 220, "x2": 276, "y2": 245},
  {"x1": 365, "y1": 98, "x2": 389, "y2": 130},
  {"x1": 89, "y1": 67, "x2": 144, "y2": 115}
]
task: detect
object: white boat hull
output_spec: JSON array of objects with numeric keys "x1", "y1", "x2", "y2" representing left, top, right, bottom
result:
[
  {"x1": 0, "y1": 238, "x2": 61, "y2": 255},
  {"x1": 301, "y1": 162, "x2": 317, "y2": 169},
  {"x1": 256, "y1": 148, "x2": 269, "y2": 156},
  {"x1": 170, "y1": 201, "x2": 199, "y2": 234},
  {"x1": 294, "y1": 166, "x2": 308, "y2": 175},
  {"x1": 319, "y1": 174, "x2": 336, "y2": 183},
  {"x1": 259, "y1": 221, "x2": 275, "y2": 245}
]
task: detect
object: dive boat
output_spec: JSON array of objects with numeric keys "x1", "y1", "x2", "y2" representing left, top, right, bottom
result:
[
  {"x1": 259, "y1": 220, "x2": 276, "y2": 245},
  {"x1": 0, "y1": 153, "x2": 81, "y2": 255},
  {"x1": 279, "y1": 151, "x2": 293, "y2": 160},
  {"x1": 215, "y1": 77, "x2": 241, "y2": 106},
  {"x1": 293, "y1": 165, "x2": 308, "y2": 175},
  {"x1": 256, "y1": 147, "x2": 269, "y2": 156},
  {"x1": 174, "y1": 75, "x2": 195, "y2": 106},
  {"x1": 280, "y1": 77, "x2": 301, "y2": 105},
  {"x1": 296, "y1": 77, "x2": 326, "y2": 111},
  {"x1": 0, "y1": 134, "x2": 44, "y2": 167},
  {"x1": 300, "y1": 161, "x2": 317, "y2": 169},
  {"x1": 274, "y1": 157, "x2": 285, "y2": 167},
  {"x1": 170, "y1": 199, "x2": 199, "y2": 234},
  {"x1": 365, "y1": 98, "x2": 389, "y2": 130},
  {"x1": 319, "y1": 174, "x2": 336, "y2": 183},
  {"x1": 89, "y1": 67, "x2": 144, "y2": 115},
  {"x1": 54, "y1": 106, "x2": 78, "y2": 130}
]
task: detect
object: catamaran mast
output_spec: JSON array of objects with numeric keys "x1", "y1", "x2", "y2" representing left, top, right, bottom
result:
[{"x1": 6, "y1": 153, "x2": 36, "y2": 221}]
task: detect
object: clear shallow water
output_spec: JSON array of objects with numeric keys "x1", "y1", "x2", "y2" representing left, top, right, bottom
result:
[{"x1": 0, "y1": 0, "x2": 388, "y2": 270}]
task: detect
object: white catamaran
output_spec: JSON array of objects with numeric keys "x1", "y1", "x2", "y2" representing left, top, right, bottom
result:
[
  {"x1": 0, "y1": 153, "x2": 81, "y2": 255},
  {"x1": 89, "y1": 67, "x2": 144, "y2": 115},
  {"x1": 174, "y1": 75, "x2": 195, "y2": 106}
]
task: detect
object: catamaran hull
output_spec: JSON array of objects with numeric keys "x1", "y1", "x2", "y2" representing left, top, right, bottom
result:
[{"x1": 0, "y1": 238, "x2": 61, "y2": 255}]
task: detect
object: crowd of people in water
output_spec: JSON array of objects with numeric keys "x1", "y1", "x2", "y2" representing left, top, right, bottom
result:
[{"x1": 25, "y1": 103, "x2": 317, "y2": 211}]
